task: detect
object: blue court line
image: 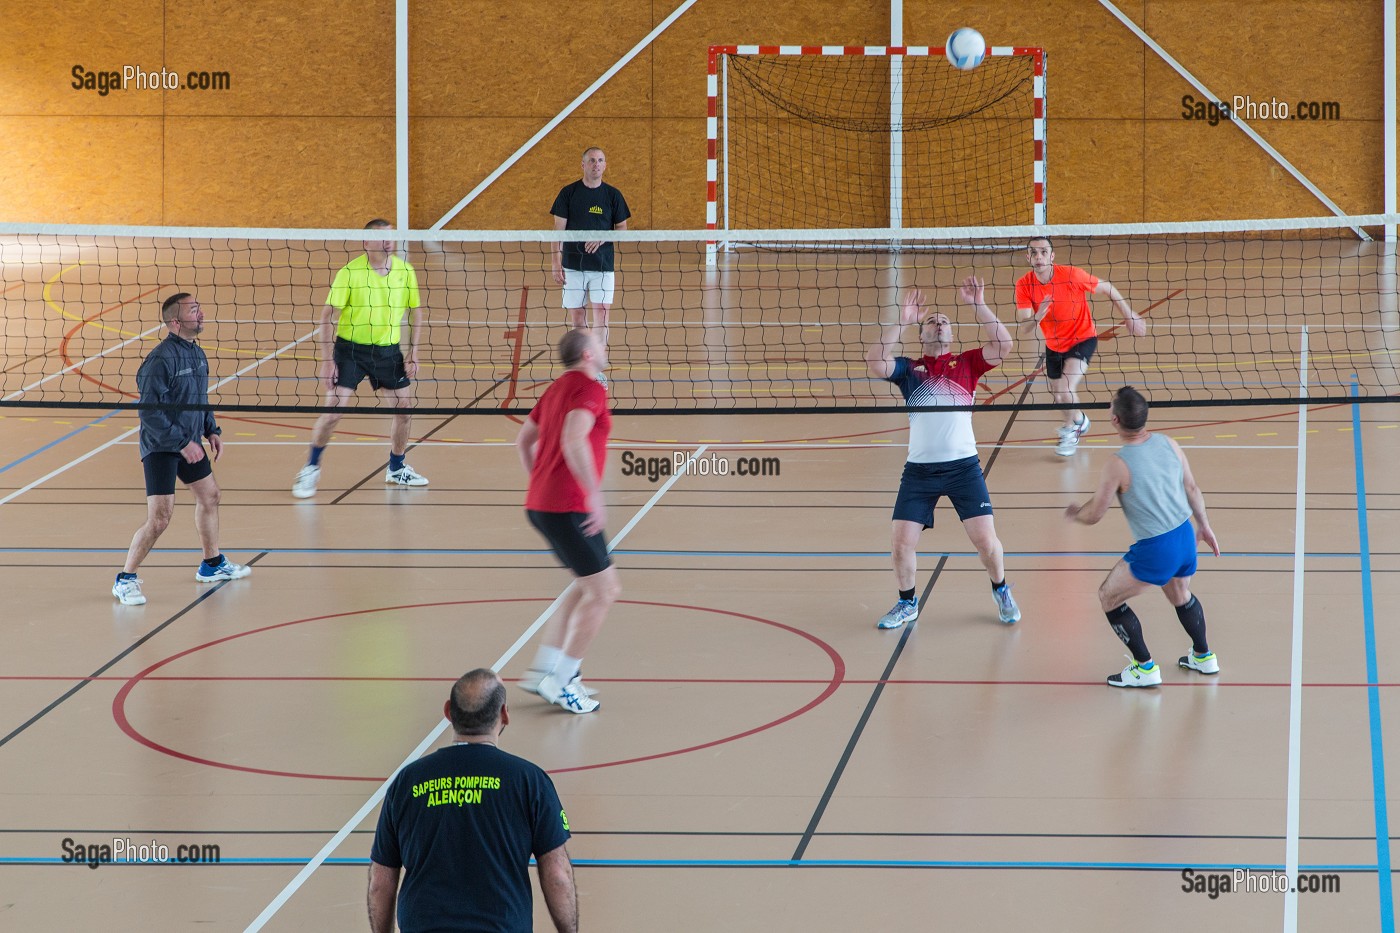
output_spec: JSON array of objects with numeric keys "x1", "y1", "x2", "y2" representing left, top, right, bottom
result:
[
  {"x1": 0, "y1": 412, "x2": 119, "y2": 475},
  {"x1": 1351, "y1": 379, "x2": 1396, "y2": 932},
  {"x1": 0, "y1": 856, "x2": 1380, "y2": 871}
]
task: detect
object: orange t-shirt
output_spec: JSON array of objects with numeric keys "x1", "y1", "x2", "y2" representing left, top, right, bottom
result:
[{"x1": 1015, "y1": 264, "x2": 1101, "y2": 352}]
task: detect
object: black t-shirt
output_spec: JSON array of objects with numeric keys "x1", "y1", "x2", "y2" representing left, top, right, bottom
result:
[
  {"x1": 371, "y1": 744, "x2": 571, "y2": 933},
  {"x1": 550, "y1": 180, "x2": 631, "y2": 272}
]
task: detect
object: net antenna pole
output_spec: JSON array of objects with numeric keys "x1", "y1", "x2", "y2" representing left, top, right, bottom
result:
[
  {"x1": 1386, "y1": 0, "x2": 1396, "y2": 242},
  {"x1": 889, "y1": 0, "x2": 904, "y2": 237},
  {"x1": 395, "y1": 0, "x2": 409, "y2": 234}
]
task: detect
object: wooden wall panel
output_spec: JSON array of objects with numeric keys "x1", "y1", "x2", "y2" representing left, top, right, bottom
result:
[{"x1": 0, "y1": 1, "x2": 1389, "y2": 228}]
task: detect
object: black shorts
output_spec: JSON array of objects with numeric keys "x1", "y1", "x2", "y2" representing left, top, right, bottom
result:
[
  {"x1": 334, "y1": 338, "x2": 410, "y2": 391},
  {"x1": 891, "y1": 456, "x2": 993, "y2": 529},
  {"x1": 1044, "y1": 336, "x2": 1098, "y2": 380},
  {"x1": 143, "y1": 449, "x2": 213, "y2": 496},
  {"x1": 527, "y1": 510, "x2": 611, "y2": 578}
]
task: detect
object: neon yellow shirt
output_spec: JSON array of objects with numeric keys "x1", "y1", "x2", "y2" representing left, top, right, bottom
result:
[{"x1": 327, "y1": 255, "x2": 421, "y2": 346}]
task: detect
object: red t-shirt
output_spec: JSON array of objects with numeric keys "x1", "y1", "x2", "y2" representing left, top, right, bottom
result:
[
  {"x1": 1015, "y1": 264, "x2": 1100, "y2": 352},
  {"x1": 525, "y1": 370, "x2": 611, "y2": 513}
]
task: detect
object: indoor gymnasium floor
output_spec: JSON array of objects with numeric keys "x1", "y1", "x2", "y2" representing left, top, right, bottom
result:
[{"x1": 0, "y1": 238, "x2": 1396, "y2": 931}]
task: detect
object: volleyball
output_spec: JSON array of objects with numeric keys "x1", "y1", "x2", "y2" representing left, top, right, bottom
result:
[{"x1": 945, "y1": 28, "x2": 987, "y2": 71}]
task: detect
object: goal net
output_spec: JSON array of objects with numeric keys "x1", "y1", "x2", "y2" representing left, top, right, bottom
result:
[{"x1": 708, "y1": 45, "x2": 1046, "y2": 245}]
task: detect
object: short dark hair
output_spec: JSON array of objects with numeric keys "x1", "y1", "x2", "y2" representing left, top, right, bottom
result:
[
  {"x1": 447, "y1": 669, "x2": 506, "y2": 735},
  {"x1": 1112, "y1": 385, "x2": 1150, "y2": 430},
  {"x1": 161, "y1": 292, "x2": 192, "y2": 322},
  {"x1": 1027, "y1": 236, "x2": 1053, "y2": 250},
  {"x1": 582, "y1": 146, "x2": 604, "y2": 160},
  {"x1": 364, "y1": 218, "x2": 392, "y2": 230},
  {"x1": 558, "y1": 328, "x2": 592, "y2": 367}
]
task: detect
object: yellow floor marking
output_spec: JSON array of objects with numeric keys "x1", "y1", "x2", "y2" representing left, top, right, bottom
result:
[
  {"x1": 482, "y1": 438, "x2": 507, "y2": 442},
  {"x1": 1215, "y1": 434, "x2": 1237, "y2": 438},
  {"x1": 274, "y1": 434, "x2": 296, "y2": 439},
  {"x1": 1257, "y1": 432, "x2": 1278, "y2": 437}
]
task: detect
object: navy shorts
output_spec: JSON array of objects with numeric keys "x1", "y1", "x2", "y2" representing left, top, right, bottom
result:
[
  {"x1": 1125, "y1": 519, "x2": 1198, "y2": 585},
  {"x1": 333, "y1": 338, "x2": 410, "y2": 391},
  {"x1": 527, "y1": 510, "x2": 612, "y2": 577},
  {"x1": 1044, "y1": 336, "x2": 1098, "y2": 380},
  {"x1": 891, "y1": 456, "x2": 993, "y2": 529},
  {"x1": 143, "y1": 449, "x2": 213, "y2": 496}
]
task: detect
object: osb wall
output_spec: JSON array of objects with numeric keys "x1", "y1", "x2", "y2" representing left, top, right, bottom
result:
[{"x1": 0, "y1": 0, "x2": 1386, "y2": 229}]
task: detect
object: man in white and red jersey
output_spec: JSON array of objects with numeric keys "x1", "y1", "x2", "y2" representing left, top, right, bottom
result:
[
  {"x1": 865, "y1": 278, "x2": 1020, "y2": 630},
  {"x1": 514, "y1": 329, "x2": 617, "y2": 714},
  {"x1": 1015, "y1": 236, "x2": 1145, "y2": 456}
]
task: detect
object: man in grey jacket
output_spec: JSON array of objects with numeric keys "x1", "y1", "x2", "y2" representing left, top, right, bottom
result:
[{"x1": 113, "y1": 292, "x2": 250, "y2": 606}]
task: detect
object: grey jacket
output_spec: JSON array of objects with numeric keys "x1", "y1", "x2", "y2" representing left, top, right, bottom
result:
[{"x1": 137, "y1": 332, "x2": 220, "y2": 458}]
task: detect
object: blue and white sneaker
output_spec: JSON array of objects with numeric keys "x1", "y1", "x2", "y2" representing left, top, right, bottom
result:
[
  {"x1": 195, "y1": 557, "x2": 252, "y2": 583},
  {"x1": 993, "y1": 583, "x2": 1021, "y2": 624},
  {"x1": 112, "y1": 576, "x2": 146, "y2": 606},
  {"x1": 537, "y1": 669, "x2": 599, "y2": 714},
  {"x1": 876, "y1": 598, "x2": 919, "y2": 630}
]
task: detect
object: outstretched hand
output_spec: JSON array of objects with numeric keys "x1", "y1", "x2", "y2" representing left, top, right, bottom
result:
[
  {"x1": 958, "y1": 275, "x2": 985, "y2": 306},
  {"x1": 899, "y1": 288, "x2": 925, "y2": 326}
]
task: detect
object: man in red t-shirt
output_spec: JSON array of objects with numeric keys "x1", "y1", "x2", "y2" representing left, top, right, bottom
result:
[
  {"x1": 514, "y1": 329, "x2": 617, "y2": 714},
  {"x1": 1015, "y1": 236, "x2": 1145, "y2": 456}
]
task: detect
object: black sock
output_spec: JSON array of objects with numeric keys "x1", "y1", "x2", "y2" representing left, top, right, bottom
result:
[
  {"x1": 116, "y1": 572, "x2": 137, "y2": 582},
  {"x1": 899, "y1": 587, "x2": 916, "y2": 603},
  {"x1": 1106, "y1": 604, "x2": 1152, "y2": 665},
  {"x1": 203, "y1": 554, "x2": 224, "y2": 568},
  {"x1": 1174, "y1": 595, "x2": 1209, "y2": 655},
  {"x1": 990, "y1": 578, "x2": 1006, "y2": 591}
]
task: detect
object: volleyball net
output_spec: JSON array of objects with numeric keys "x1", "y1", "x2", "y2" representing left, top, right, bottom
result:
[{"x1": 0, "y1": 216, "x2": 1396, "y2": 416}]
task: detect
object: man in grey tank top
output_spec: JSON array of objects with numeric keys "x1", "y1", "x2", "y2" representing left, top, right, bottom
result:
[{"x1": 1064, "y1": 386, "x2": 1221, "y2": 687}]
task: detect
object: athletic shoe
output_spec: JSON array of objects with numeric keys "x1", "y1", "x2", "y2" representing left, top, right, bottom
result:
[
  {"x1": 386, "y1": 464, "x2": 429, "y2": 487},
  {"x1": 1055, "y1": 425, "x2": 1079, "y2": 457},
  {"x1": 876, "y1": 598, "x2": 919, "y2": 630},
  {"x1": 195, "y1": 558, "x2": 252, "y2": 583},
  {"x1": 537, "y1": 670, "x2": 599, "y2": 714},
  {"x1": 292, "y1": 464, "x2": 320, "y2": 498},
  {"x1": 1178, "y1": 651, "x2": 1220, "y2": 675},
  {"x1": 992, "y1": 583, "x2": 1021, "y2": 624},
  {"x1": 112, "y1": 576, "x2": 146, "y2": 606},
  {"x1": 1073, "y1": 414, "x2": 1092, "y2": 439},
  {"x1": 518, "y1": 668, "x2": 597, "y2": 697},
  {"x1": 1107, "y1": 656, "x2": 1162, "y2": 688}
]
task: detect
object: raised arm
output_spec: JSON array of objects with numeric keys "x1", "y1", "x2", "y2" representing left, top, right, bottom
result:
[
  {"x1": 865, "y1": 288, "x2": 923, "y2": 379},
  {"x1": 957, "y1": 275, "x2": 1012, "y2": 366},
  {"x1": 1095, "y1": 279, "x2": 1146, "y2": 336}
]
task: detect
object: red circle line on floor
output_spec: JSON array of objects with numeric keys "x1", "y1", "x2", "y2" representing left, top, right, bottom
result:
[{"x1": 111, "y1": 598, "x2": 846, "y2": 781}]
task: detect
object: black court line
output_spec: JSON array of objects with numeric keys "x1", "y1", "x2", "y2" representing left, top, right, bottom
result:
[
  {"x1": 0, "y1": 551, "x2": 269, "y2": 750},
  {"x1": 981, "y1": 358, "x2": 1038, "y2": 476},
  {"x1": 328, "y1": 350, "x2": 546, "y2": 505},
  {"x1": 790, "y1": 555, "x2": 946, "y2": 861}
]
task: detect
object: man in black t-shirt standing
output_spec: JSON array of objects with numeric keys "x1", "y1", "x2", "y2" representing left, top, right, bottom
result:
[
  {"x1": 550, "y1": 147, "x2": 631, "y2": 352},
  {"x1": 368, "y1": 669, "x2": 577, "y2": 933}
]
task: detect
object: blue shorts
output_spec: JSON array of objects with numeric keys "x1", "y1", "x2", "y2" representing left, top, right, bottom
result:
[
  {"x1": 1124, "y1": 519, "x2": 1198, "y2": 585},
  {"x1": 891, "y1": 456, "x2": 993, "y2": 529}
]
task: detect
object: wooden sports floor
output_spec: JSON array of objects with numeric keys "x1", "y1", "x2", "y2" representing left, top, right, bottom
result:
[{"x1": 1, "y1": 238, "x2": 1398, "y2": 931}]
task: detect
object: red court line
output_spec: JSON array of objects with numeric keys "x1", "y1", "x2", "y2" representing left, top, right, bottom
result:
[{"x1": 56, "y1": 286, "x2": 165, "y2": 399}]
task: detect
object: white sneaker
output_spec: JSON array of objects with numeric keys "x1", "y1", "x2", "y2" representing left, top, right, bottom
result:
[
  {"x1": 1055, "y1": 425, "x2": 1079, "y2": 457},
  {"x1": 1178, "y1": 651, "x2": 1220, "y2": 675},
  {"x1": 112, "y1": 576, "x2": 146, "y2": 606},
  {"x1": 196, "y1": 557, "x2": 252, "y2": 583},
  {"x1": 292, "y1": 464, "x2": 320, "y2": 498},
  {"x1": 537, "y1": 670, "x2": 599, "y2": 714},
  {"x1": 519, "y1": 669, "x2": 597, "y2": 697},
  {"x1": 386, "y1": 464, "x2": 429, "y2": 487},
  {"x1": 1107, "y1": 656, "x2": 1162, "y2": 688}
]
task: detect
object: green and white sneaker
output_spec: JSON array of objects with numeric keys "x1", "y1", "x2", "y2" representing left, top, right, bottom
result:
[
  {"x1": 1178, "y1": 651, "x2": 1219, "y2": 675},
  {"x1": 1108, "y1": 657, "x2": 1161, "y2": 688}
]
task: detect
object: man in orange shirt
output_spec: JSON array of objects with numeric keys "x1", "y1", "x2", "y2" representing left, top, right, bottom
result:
[{"x1": 1015, "y1": 237, "x2": 1145, "y2": 456}]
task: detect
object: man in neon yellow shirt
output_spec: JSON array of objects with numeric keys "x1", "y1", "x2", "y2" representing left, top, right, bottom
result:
[{"x1": 293, "y1": 219, "x2": 427, "y2": 497}]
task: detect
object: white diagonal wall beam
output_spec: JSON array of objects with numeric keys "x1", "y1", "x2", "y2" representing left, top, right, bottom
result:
[
  {"x1": 430, "y1": 0, "x2": 702, "y2": 230},
  {"x1": 1096, "y1": 0, "x2": 1369, "y2": 240}
]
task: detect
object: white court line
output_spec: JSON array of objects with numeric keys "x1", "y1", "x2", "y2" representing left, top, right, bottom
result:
[
  {"x1": 244, "y1": 445, "x2": 710, "y2": 932},
  {"x1": 0, "y1": 330, "x2": 317, "y2": 507},
  {"x1": 1283, "y1": 326, "x2": 1309, "y2": 933},
  {"x1": 1, "y1": 323, "x2": 165, "y2": 403}
]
